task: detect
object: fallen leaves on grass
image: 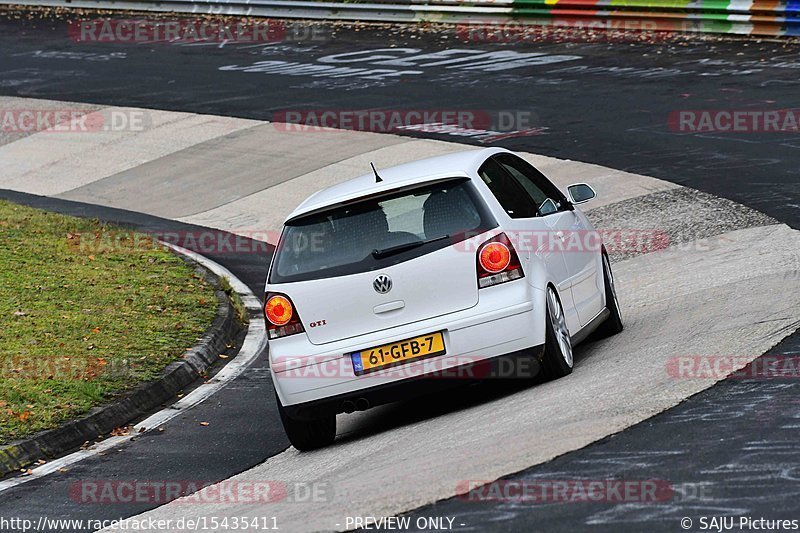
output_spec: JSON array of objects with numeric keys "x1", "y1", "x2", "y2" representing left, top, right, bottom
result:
[{"x1": 0, "y1": 200, "x2": 215, "y2": 444}]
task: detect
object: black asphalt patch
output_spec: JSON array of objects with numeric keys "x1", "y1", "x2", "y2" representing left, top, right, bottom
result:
[{"x1": 397, "y1": 334, "x2": 800, "y2": 532}]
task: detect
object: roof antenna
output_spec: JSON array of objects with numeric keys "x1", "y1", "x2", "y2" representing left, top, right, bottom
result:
[{"x1": 370, "y1": 162, "x2": 383, "y2": 183}]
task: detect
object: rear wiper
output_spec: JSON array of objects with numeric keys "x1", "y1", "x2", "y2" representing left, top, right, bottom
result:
[{"x1": 372, "y1": 235, "x2": 450, "y2": 259}]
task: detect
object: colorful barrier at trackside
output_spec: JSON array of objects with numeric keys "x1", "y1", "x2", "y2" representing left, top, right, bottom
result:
[
  {"x1": 493, "y1": 0, "x2": 800, "y2": 36},
  {"x1": 2, "y1": 0, "x2": 799, "y2": 36}
]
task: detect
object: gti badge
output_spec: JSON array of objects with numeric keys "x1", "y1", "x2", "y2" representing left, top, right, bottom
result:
[{"x1": 373, "y1": 274, "x2": 392, "y2": 294}]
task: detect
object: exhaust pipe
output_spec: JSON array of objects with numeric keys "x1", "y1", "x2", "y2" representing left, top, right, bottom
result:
[
  {"x1": 342, "y1": 400, "x2": 356, "y2": 414},
  {"x1": 355, "y1": 398, "x2": 371, "y2": 411}
]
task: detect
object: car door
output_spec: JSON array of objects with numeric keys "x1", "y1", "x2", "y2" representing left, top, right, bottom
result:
[
  {"x1": 476, "y1": 156, "x2": 580, "y2": 335},
  {"x1": 494, "y1": 154, "x2": 602, "y2": 328}
]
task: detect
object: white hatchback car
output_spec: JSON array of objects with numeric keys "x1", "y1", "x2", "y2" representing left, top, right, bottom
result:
[{"x1": 265, "y1": 147, "x2": 623, "y2": 450}]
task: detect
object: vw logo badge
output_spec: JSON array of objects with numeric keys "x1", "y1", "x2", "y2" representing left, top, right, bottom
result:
[{"x1": 373, "y1": 274, "x2": 392, "y2": 294}]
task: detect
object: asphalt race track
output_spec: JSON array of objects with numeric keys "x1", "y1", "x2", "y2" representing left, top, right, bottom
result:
[
  {"x1": 1, "y1": 19, "x2": 799, "y2": 227},
  {"x1": 0, "y1": 13, "x2": 799, "y2": 532}
]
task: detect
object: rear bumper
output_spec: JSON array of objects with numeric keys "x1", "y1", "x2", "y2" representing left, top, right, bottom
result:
[
  {"x1": 270, "y1": 290, "x2": 547, "y2": 414},
  {"x1": 281, "y1": 345, "x2": 544, "y2": 420}
]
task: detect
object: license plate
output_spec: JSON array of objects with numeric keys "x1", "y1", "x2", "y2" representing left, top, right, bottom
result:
[{"x1": 350, "y1": 331, "x2": 446, "y2": 376}]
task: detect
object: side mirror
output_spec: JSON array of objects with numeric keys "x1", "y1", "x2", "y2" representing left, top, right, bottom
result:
[{"x1": 566, "y1": 183, "x2": 596, "y2": 205}]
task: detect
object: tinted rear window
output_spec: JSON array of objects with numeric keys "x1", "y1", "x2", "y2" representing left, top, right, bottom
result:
[{"x1": 269, "y1": 179, "x2": 497, "y2": 283}]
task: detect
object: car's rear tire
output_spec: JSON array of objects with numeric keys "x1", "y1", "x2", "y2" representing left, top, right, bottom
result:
[
  {"x1": 595, "y1": 252, "x2": 624, "y2": 338},
  {"x1": 540, "y1": 286, "x2": 574, "y2": 380},
  {"x1": 276, "y1": 393, "x2": 336, "y2": 451}
]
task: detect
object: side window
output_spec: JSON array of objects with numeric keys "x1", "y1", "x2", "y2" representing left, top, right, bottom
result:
[
  {"x1": 496, "y1": 154, "x2": 566, "y2": 216},
  {"x1": 478, "y1": 158, "x2": 539, "y2": 218}
]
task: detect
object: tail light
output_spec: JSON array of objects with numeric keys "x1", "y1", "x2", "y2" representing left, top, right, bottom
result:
[
  {"x1": 476, "y1": 233, "x2": 524, "y2": 289},
  {"x1": 264, "y1": 292, "x2": 305, "y2": 339}
]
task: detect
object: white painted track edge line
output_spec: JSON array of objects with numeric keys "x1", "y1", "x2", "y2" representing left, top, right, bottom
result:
[{"x1": 0, "y1": 241, "x2": 267, "y2": 493}]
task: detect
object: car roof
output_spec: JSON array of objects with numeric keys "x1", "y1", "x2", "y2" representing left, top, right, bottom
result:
[{"x1": 285, "y1": 146, "x2": 508, "y2": 221}]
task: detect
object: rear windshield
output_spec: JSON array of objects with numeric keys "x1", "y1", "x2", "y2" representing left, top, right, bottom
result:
[{"x1": 269, "y1": 178, "x2": 497, "y2": 284}]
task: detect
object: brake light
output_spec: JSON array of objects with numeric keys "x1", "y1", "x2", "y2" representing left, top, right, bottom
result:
[
  {"x1": 479, "y1": 242, "x2": 511, "y2": 273},
  {"x1": 264, "y1": 293, "x2": 305, "y2": 339},
  {"x1": 476, "y1": 233, "x2": 524, "y2": 289}
]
